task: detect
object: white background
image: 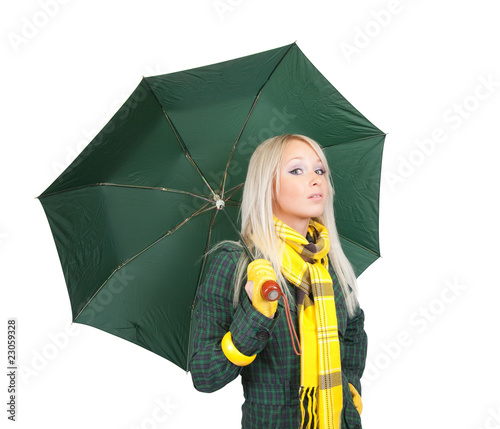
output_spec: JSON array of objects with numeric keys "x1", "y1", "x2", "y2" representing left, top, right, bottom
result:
[{"x1": 2, "y1": 1, "x2": 500, "y2": 428}]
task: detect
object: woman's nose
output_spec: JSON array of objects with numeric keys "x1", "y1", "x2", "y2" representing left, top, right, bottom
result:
[{"x1": 309, "y1": 171, "x2": 321, "y2": 185}]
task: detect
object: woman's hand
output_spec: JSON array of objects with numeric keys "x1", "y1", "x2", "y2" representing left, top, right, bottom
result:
[
  {"x1": 244, "y1": 280, "x2": 255, "y2": 302},
  {"x1": 246, "y1": 260, "x2": 278, "y2": 319}
]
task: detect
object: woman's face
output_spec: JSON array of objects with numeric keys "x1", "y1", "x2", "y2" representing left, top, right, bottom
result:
[{"x1": 272, "y1": 138, "x2": 328, "y2": 234}]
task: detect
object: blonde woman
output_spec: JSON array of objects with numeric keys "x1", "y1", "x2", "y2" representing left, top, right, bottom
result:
[{"x1": 190, "y1": 134, "x2": 367, "y2": 429}]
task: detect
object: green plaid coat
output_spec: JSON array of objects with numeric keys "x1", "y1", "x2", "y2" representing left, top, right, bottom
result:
[{"x1": 190, "y1": 243, "x2": 367, "y2": 429}]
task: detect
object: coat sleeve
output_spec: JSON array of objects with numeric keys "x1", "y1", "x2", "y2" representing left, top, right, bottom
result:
[
  {"x1": 189, "y1": 246, "x2": 278, "y2": 393},
  {"x1": 342, "y1": 306, "x2": 368, "y2": 395}
]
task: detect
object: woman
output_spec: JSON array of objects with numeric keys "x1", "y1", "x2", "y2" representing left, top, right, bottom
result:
[{"x1": 190, "y1": 134, "x2": 367, "y2": 429}]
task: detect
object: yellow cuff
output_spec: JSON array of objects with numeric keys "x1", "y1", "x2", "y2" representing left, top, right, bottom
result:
[
  {"x1": 348, "y1": 383, "x2": 363, "y2": 415},
  {"x1": 221, "y1": 332, "x2": 256, "y2": 366}
]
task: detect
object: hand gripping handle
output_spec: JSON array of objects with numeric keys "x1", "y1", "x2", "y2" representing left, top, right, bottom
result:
[
  {"x1": 246, "y1": 259, "x2": 301, "y2": 355},
  {"x1": 247, "y1": 259, "x2": 280, "y2": 318}
]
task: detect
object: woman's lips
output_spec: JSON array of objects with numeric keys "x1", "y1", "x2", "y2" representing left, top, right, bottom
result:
[{"x1": 308, "y1": 193, "x2": 323, "y2": 199}]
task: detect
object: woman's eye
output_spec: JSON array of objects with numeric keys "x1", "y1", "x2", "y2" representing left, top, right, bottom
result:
[
  {"x1": 289, "y1": 168, "x2": 303, "y2": 175},
  {"x1": 315, "y1": 168, "x2": 325, "y2": 175}
]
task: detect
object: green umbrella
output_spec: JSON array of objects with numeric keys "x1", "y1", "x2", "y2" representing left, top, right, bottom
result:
[{"x1": 37, "y1": 42, "x2": 386, "y2": 371}]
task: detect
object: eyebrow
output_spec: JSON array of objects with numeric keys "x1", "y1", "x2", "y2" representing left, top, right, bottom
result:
[{"x1": 286, "y1": 156, "x2": 323, "y2": 163}]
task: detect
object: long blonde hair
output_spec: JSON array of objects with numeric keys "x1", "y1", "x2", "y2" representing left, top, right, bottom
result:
[{"x1": 218, "y1": 134, "x2": 360, "y2": 316}]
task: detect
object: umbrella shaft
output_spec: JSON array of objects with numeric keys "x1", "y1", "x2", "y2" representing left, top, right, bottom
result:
[{"x1": 220, "y1": 207, "x2": 254, "y2": 261}]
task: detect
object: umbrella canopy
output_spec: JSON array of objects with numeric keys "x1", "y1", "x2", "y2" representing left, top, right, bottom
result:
[{"x1": 37, "y1": 42, "x2": 385, "y2": 371}]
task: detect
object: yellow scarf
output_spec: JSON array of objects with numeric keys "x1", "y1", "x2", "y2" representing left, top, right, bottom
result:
[{"x1": 274, "y1": 217, "x2": 343, "y2": 429}]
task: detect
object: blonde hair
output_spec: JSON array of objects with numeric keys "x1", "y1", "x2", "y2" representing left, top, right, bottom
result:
[{"x1": 217, "y1": 134, "x2": 360, "y2": 316}]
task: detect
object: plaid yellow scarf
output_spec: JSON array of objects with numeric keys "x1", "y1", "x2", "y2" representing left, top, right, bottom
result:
[{"x1": 274, "y1": 217, "x2": 343, "y2": 429}]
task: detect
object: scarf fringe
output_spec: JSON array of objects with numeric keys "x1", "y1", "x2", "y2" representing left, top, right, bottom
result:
[{"x1": 300, "y1": 386, "x2": 318, "y2": 429}]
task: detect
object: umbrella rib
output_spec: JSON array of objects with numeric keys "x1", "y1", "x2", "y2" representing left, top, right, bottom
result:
[
  {"x1": 222, "y1": 184, "x2": 244, "y2": 206},
  {"x1": 223, "y1": 183, "x2": 243, "y2": 199},
  {"x1": 219, "y1": 43, "x2": 297, "y2": 199},
  {"x1": 73, "y1": 202, "x2": 212, "y2": 322},
  {"x1": 143, "y1": 78, "x2": 218, "y2": 203},
  {"x1": 224, "y1": 200, "x2": 241, "y2": 207},
  {"x1": 161, "y1": 108, "x2": 217, "y2": 199},
  {"x1": 326, "y1": 132, "x2": 387, "y2": 147},
  {"x1": 219, "y1": 90, "x2": 262, "y2": 199},
  {"x1": 38, "y1": 182, "x2": 214, "y2": 203},
  {"x1": 186, "y1": 208, "x2": 218, "y2": 370},
  {"x1": 338, "y1": 233, "x2": 381, "y2": 257}
]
